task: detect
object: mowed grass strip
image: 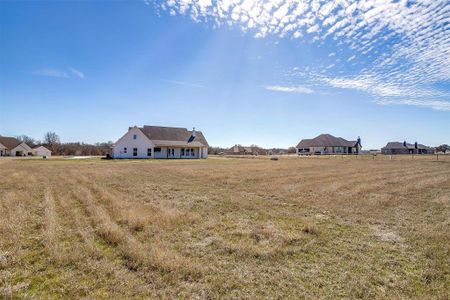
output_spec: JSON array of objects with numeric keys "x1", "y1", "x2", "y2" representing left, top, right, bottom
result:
[{"x1": 0, "y1": 157, "x2": 449, "y2": 298}]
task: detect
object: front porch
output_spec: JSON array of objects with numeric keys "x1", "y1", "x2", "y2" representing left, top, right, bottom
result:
[{"x1": 153, "y1": 146, "x2": 206, "y2": 159}]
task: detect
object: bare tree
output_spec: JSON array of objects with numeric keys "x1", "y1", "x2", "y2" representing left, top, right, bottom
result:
[
  {"x1": 43, "y1": 132, "x2": 60, "y2": 147},
  {"x1": 287, "y1": 147, "x2": 297, "y2": 154},
  {"x1": 16, "y1": 135, "x2": 37, "y2": 147}
]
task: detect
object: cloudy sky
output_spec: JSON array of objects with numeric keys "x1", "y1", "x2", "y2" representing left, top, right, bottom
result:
[{"x1": 0, "y1": 0, "x2": 449, "y2": 148}]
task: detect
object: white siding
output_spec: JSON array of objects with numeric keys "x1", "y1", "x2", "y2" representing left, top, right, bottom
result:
[
  {"x1": 0, "y1": 143, "x2": 5, "y2": 157},
  {"x1": 112, "y1": 127, "x2": 155, "y2": 158},
  {"x1": 10, "y1": 143, "x2": 33, "y2": 156},
  {"x1": 202, "y1": 147, "x2": 208, "y2": 158},
  {"x1": 153, "y1": 147, "x2": 167, "y2": 159},
  {"x1": 33, "y1": 146, "x2": 52, "y2": 157}
]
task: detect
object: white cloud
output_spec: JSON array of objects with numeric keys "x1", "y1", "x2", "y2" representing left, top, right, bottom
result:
[
  {"x1": 155, "y1": 0, "x2": 450, "y2": 111},
  {"x1": 33, "y1": 67, "x2": 85, "y2": 79},
  {"x1": 33, "y1": 68, "x2": 69, "y2": 78},
  {"x1": 68, "y1": 67, "x2": 85, "y2": 79},
  {"x1": 374, "y1": 98, "x2": 450, "y2": 111},
  {"x1": 263, "y1": 85, "x2": 314, "y2": 94},
  {"x1": 323, "y1": 76, "x2": 404, "y2": 97},
  {"x1": 162, "y1": 79, "x2": 205, "y2": 88}
]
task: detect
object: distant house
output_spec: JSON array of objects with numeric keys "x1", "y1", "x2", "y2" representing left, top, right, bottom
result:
[
  {"x1": 0, "y1": 136, "x2": 33, "y2": 156},
  {"x1": 112, "y1": 125, "x2": 208, "y2": 159},
  {"x1": 33, "y1": 146, "x2": 52, "y2": 157},
  {"x1": 226, "y1": 144, "x2": 266, "y2": 156},
  {"x1": 296, "y1": 134, "x2": 361, "y2": 155},
  {"x1": 381, "y1": 141, "x2": 434, "y2": 155}
]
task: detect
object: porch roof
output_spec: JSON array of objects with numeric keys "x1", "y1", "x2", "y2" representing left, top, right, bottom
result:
[{"x1": 152, "y1": 140, "x2": 205, "y2": 147}]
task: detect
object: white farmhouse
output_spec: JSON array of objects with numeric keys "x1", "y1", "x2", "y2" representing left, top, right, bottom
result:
[
  {"x1": 112, "y1": 125, "x2": 208, "y2": 159},
  {"x1": 33, "y1": 146, "x2": 52, "y2": 157},
  {"x1": 0, "y1": 136, "x2": 33, "y2": 156}
]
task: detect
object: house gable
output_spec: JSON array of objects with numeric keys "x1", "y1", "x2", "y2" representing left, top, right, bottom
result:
[
  {"x1": 113, "y1": 127, "x2": 155, "y2": 158},
  {"x1": 35, "y1": 146, "x2": 51, "y2": 152},
  {"x1": 9, "y1": 143, "x2": 33, "y2": 155}
]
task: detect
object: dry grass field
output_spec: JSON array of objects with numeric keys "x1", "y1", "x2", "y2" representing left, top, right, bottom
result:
[{"x1": 1, "y1": 156, "x2": 449, "y2": 299}]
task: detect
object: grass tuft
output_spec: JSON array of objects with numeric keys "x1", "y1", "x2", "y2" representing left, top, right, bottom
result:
[{"x1": 302, "y1": 221, "x2": 318, "y2": 235}]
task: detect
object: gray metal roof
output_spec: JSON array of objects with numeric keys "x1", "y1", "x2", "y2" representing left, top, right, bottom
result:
[{"x1": 138, "y1": 126, "x2": 209, "y2": 147}]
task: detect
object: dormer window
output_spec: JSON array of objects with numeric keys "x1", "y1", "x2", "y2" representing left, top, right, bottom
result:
[{"x1": 133, "y1": 134, "x2": 137, "y2": 140}]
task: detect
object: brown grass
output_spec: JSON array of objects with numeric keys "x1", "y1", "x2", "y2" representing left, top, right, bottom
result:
[
  {"x1": 0, "y1": 156, "x2": 449, "y2": 298},
  {"x1": 302, "y1": 221, "x2": 318, "y2": 235}
]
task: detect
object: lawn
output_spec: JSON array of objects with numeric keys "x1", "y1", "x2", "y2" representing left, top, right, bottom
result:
[{"x1": 0, "y1": 156, "x2": 449, "y2": 298}]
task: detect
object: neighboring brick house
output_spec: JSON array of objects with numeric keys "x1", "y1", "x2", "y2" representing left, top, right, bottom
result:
[
  {"x1": 381, "y1": 141, "x2": 434, "y2": 154},
  {"x1": 296, "y1": 134, "x2": 361, "y2": 155}
]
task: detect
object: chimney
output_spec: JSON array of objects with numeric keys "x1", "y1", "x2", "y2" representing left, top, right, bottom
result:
[
  {"x1": 403, "y1": 141, "x2": 407, "y2": 147},
  {"x1": 192, "y1": 127, "x2": 196, "y2": 138},
  {"x1": 415, "y1": 142, "x2": 418, "y2": 149},
  {"x1": 357, "y1": 136, "x2": 361, "y2": 147}
]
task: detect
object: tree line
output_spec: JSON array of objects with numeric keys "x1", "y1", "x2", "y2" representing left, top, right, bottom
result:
[
  {"x1": 16, "y1": 132, "x2": 114, "y2": 156},
  {"x1": 15, "y1": 132, "x2": 449, "y2": 156},
  {"x1": 208, "y1": 145, "x2": 297, "y2": 155}
]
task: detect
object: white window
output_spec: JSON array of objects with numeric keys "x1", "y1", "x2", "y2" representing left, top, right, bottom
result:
[
  {"x1": 133, "y1": 134, "x2": 137, "y2": 140},
  {"x1": 124, "y1": 147, "x2": 127, "y2": 154},
  {"x1": 181, "y1": 148, "x2": 185, "y2": 156},
  {"x1": 191, "y1": 148, "x2": 195, "y2": 156},
  {"x1": 147, "y1": 148, "x2": 152, "y2": 156},
  {"x1": 133, "y1": 148, "x2": 137, "y2": 156}
]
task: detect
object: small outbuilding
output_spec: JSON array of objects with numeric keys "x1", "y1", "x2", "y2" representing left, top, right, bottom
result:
[{"x1": 33, "y1": 146, "x2": 52, "y2": 157}]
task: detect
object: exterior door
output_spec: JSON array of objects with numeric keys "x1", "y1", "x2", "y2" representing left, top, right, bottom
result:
[{"x1": 168, "y1": 148, "x2": 175, "y2": 158}]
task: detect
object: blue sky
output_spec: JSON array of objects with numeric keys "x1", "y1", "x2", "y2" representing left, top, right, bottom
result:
[{"x1": 0, "y1": 0, "x2": 449, "y2": 149}]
